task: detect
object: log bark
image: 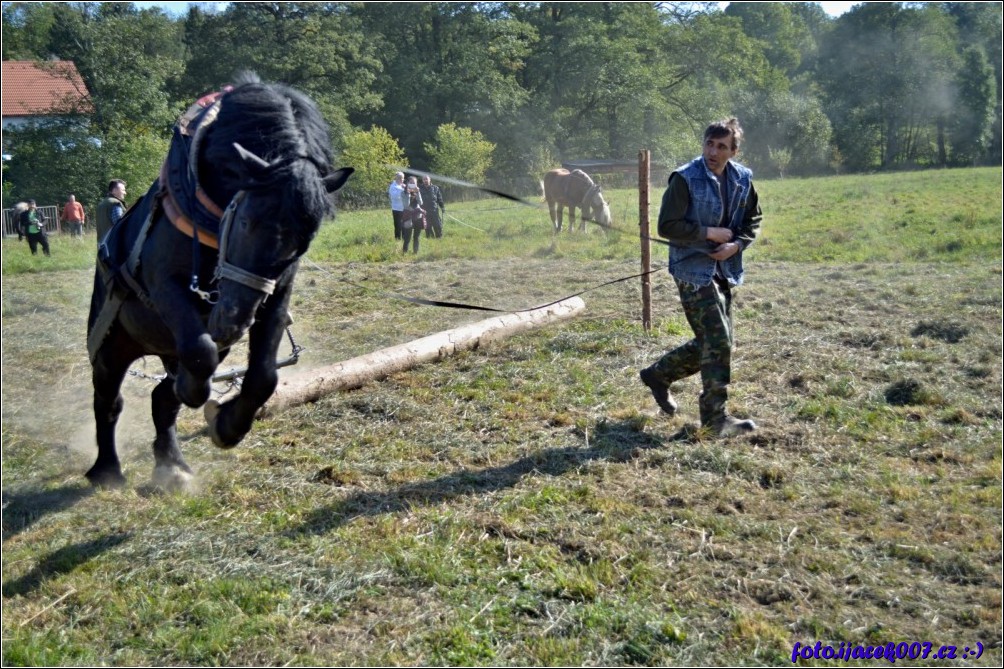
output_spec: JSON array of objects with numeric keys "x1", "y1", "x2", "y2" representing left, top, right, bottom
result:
[{"x1": 261, "y1": 296, "x2": 586, "y2": 415}]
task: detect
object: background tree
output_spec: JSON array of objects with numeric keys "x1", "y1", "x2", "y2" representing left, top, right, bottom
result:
[
  {"x1": 3, "y1": 1, "x2": 1002, "y2": 205},
  {"x1": 424, "y1": 123, "x2": 495, "y2": 199},
  {"x1": 817, "y1": 3, "x2": 960, "y2": 170},
  {"x1": 3, "y1": 121, "x2": 102, "y2": 206},
  {"x1": 339, "y1": 126, "x2": 409, "y2": 207},
  {"x1": 179, "y1": 2, "x2": 383, "y2": 142},
  {"x1": 352, "y1": 3, "x2": 534, "y2": 179}
]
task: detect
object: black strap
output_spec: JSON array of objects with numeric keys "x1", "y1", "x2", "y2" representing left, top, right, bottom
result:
[{"x1": 335, "y1": 266, "x2": 664, "y2": 314}]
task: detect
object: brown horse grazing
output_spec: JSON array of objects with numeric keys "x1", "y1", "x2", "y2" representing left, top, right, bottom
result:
[{"x1": 541, "y1": 168, "x2": 612, "y2": 233}]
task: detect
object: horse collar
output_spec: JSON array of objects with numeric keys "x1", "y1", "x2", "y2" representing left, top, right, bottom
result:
[{"x1": 161, "y1": 96, "x2": 229, "y2": 250}]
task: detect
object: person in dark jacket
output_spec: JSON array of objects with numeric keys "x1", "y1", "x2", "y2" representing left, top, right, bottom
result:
[
  {"x1": 19, "y1": 200, "x2": 50, "y2": 256},
  {"x1": 419, "y1": 175, "x2": 445, "y2": 238},
  {"x1": 639, "y1": 118, "x2": 762, "y2": 437},
  {"x1": 96, "y1": 179, "x2": 127, "y2": 243},
  {"x1": 401, "y1": 177, "x2": 425, "y2": 254}
]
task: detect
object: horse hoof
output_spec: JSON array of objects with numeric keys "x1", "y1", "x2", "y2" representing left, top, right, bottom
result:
[
  {"x1": 204, "y1": 399, "x2": 220, "y2": 422},
  {"x1": 152, "y1": 464, "x2": 195, "y2": 493},
  {"x1": 204, "y1": 399, "x2": 237, "y2": 450},
  {"x1": 85, "y1": 466, "x2": 126, "y2": 489}
]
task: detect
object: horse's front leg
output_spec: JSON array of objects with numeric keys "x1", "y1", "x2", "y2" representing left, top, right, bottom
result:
[
  {"x1": 568, "y1": 205, "x2": 576, "y2": 233},
  {"x1": 154, "y1": 291, "x2": 219, "y2": 408},
  {"x1": 205, "y1": 290, "x2": 290, "y2": 449}
]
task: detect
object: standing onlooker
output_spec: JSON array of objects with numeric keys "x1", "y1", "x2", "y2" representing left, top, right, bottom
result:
[
  {"x1": 639, "y1": 118, "x2": 762, "y2": 437},
  {"x1": 419, "y1": 175, "x2": 445, "y2": 238},
  {"x1": 19, "y1": 200, "x2": 51, "y2": 256},
  {"x1": 96, "y1": 179, "x2": 127, "y2": 243},
  {"x1": 401, "y1": 176, "x2": 425, "y2": 254},
  {"x1": 61, "y1": 194, "x2": 86, "y2": 239},
  {"x1": 388, "y1": 172, "x2": 406, "y2": 240}
]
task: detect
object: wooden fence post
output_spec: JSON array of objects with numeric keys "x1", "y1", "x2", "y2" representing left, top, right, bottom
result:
[{"x1": 639, "y1": 150, "x2": 652, "y2": 332}]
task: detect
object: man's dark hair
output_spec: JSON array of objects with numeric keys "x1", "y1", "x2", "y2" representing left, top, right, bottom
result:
[
  {"x1": 704, "y1": 117, "x2": 744, "y2": 151},
  {"x1": 107, "y1": 179, "x2": 126, "y2": 194}
]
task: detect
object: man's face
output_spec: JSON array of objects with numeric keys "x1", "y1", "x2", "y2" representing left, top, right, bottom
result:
[
  {"x1": 702, "y1": 133, "x2": 736, "y2": 176},
  {"x1": 395, "y1": 174, "x2": 404, "y2": 184},
  {"x1": 422, "y1": 176, "x2": 431, "y2": 186},
  {"x1": 112, "y1": 183, "x2": 126, "y2": 200}
]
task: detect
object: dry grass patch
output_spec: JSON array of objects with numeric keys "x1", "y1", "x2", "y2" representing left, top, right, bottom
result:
[{"x1": 3, "y1": 253, "x2": 1001, "y2": 665}]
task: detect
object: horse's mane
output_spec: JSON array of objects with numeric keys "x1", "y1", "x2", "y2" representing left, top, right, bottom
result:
[{"x1": 202, "y1": 73, "x2": 335, "y2": 246}]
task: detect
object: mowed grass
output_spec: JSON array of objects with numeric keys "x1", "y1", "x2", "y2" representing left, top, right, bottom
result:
[{"x1": 1, "y1": 166, "x2": 1001, "y2": 665}]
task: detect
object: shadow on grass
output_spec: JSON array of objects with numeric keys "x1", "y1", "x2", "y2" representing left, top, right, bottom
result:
[
  {"x1": 2, "y1": 484, "x2": 94, "y2": 543},
  {"x1": 287, "y1": 418, "x2": 662, "y2": 537},
  {"x1": 2, "y1": 532, "x2": 131, "y2": 598}
]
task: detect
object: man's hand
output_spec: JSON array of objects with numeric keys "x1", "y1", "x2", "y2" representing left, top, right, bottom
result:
[
  {"x1": 705, "y1": 226, "x2": 733, "y2": 244},
  {"x1": 708, "y1": 242, "x2": 741, "y2": 261}
]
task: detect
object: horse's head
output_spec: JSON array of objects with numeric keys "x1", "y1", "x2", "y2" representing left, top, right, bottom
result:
[
  {"x1": 584, "y1": 184, "x2": 612, "y2": 229},
  {"x1": 199, "y1": 77, "x2": 352, "y2": 347}
]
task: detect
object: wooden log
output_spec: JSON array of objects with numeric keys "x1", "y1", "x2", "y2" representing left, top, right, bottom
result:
[{"x1": 261, "y1": 296, "x2": 586, "y2": 415}]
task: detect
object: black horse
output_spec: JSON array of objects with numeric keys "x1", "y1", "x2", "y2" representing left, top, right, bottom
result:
[{"x1": 86, "y1": 73, "x2": 351, "y2": 490}]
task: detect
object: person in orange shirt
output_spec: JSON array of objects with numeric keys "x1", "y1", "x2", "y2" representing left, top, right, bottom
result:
[{"x1": 61, "y1": 194, "x2": 86, "y2": 239}]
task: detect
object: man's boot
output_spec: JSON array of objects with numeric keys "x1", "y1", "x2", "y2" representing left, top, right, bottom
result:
[
  {"x1": 639, "y1": 367, "x2": 678, "y2": 415},
  {"x1": 709, "y1": 414, "x2": 757, "y2": 437},
  {"x1": 700, "y1": 391, "x2": 755, "y2": 437}
]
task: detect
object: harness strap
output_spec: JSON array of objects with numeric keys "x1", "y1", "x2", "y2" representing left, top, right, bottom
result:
[
  {"x1": 87, "y1": 199, "x2": 161, "y2": 363},
  {"x1": 160, "y1": 159, "x2": 220, "y2": 249},
  {"x1": 213, "y1": 192, "x2": 276, "y2": 296}
]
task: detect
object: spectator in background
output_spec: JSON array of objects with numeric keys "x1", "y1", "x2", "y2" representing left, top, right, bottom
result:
[
  {"x1": 18, "y1": 199, "x2": 50, "y2": 256},
  {"x1": 96, "y1": 179, "x2": 127, "y2": 243},
  {"x1": 61, "y1": 194, "x2": 86, "y2": 239},
  {"x1": 419, "y1": 175, "x2": 445, "y2": 238},
  {"x1": 401, "y1": 176, "x2": 425, "y2": 254},
  {"x1": 388, "y1": 172, "x2": 406, "y2": 240}
]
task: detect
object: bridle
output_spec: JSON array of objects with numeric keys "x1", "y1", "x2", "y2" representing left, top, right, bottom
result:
[
  {"x1": 211, "y1": 191, "x2": 278, "y2": 298},
  {"x1": 174, "y1": 96, "x2": 284, "y2": 305}
]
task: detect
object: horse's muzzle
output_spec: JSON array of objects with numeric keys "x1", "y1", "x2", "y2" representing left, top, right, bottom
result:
[{"x1": 208, "y1": 298, "x2": 257, "y2": 347}]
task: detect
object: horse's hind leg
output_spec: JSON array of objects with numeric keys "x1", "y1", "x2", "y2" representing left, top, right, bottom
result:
[
  {"x1": 150, "y1": 364, "x2": 195, "y2": 492},
  {"x1": 86, "y1": 336, "x2": 140, "y2": 488}
]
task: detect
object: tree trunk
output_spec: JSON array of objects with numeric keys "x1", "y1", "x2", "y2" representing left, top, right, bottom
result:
[{"x1": 261, "y1": 297, "x2": 587, "y2": 416}]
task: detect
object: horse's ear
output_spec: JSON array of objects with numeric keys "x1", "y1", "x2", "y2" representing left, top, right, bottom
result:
[
  {"x1": 233, "y1": 142, "x2": 271, "y2": 174},
  {"x1": 323, "y1": 167, "x2": 354, "y2": 193}
]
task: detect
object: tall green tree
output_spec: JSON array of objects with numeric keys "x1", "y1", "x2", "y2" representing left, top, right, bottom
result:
[
  {"x1": 351, "y1": 3, "x2": 534, "y2": 171},
  {"x1": 180, "y1": 2, "x2": 383, "y2": 142},
  {"x1": 943, "y1": 1, "x2": 1003, "y2": 164},
  {"x1": 2, "y1": 2, "x2": 183, "y2": 208},
  {"x1": 948, "y1": 46, "x2": 996, "y2": 165},
  {"x1": 424, "y1": 122, "x2": 495, "y2": 190},
  {"x1": 724, "y1": 2, "x2": 812, "y2": 77},
  {"x1": 817, "y1": 3, "x2": 960, "y2": 170},
  {"x1": 339, "y1": 126, "x2": 409, "y2": 206}
]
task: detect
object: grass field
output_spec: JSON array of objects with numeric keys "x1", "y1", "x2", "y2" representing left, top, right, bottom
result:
[{"x1": 2, "y1": 166, "x2": 1001, "y2": 665}]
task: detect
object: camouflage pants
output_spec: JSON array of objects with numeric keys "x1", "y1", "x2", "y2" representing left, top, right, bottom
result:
[{"x1": 651, "y1": 276, "x2": 734, "y2": 424}]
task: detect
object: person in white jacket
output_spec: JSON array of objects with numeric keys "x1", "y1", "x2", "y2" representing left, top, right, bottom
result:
[{"x1": 388, "y1": 171, "x2": 406, "y2": 240}]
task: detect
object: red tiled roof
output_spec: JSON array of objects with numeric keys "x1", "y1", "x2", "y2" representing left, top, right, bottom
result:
[{"x1": 2, "y1": 60, "x2": 92, "y2": 117}]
